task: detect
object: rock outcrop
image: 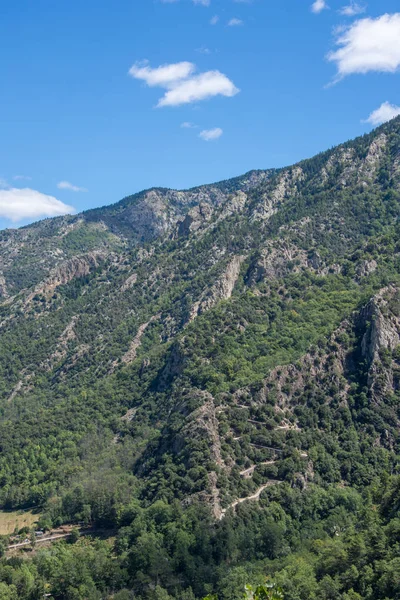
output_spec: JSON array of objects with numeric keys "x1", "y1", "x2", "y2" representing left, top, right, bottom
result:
[
  {"x1": 190, "y1": 255, "x2": 244, "y2": 320},
  {"x1": 121, "y1": 315, "x2": 160, "y2": 365},
  {"x1": 43, "y1": 316, "x2": 79, "y2": 371},
  {"x1": 26, "y1": 252, "x2": 105, "y2": 304},
  {"x1": 359, "y1": 287, "x2": 400, "y2": 403},
  {"x1": 246, "y1": 242, "x2": 310, "y2": 284},
  {"x1": 178, "y1": 392, "x2": 225, "y2": 519},
  {"x1": 251, "y1": 166, "x2": 304, "y2": 223},
  {"x1": 0, "y1": 272, "x2": 8, "y2": 299},
  {"x1": 177, "y1": 202, "x2": 214, "y2": 237},
  {"x1": 361, "y1": 133, "x2": 388, "y2": 179},
  {"x1": 121, "y1": 272, "x2": 138, "y2": 291}
]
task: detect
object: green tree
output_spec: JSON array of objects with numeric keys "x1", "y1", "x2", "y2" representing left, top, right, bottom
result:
[
  {"x1": 204, "y1": 582, "x2": 284, "y2": 600},
  {"x1": 0, "y1": 582, "x2": 18, "y2": 600},
  {"x1": 244, "y1": 584, "x2": 284, "y2": 600}
]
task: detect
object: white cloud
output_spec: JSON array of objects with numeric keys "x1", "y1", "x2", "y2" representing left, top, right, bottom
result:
[
  {"x1": 327, "y1": 13, "x2": 400, "y2": 80},
  {"x1": 210, "y1": 15, "x2": 219, "y2": 25},
  {"x1": 364, "y1": 101, "x2": 400, "y2": 125},
  {"x1": 129, "y1": 61, "x2": 239, "y2": 108},
  {"x1": 339, "y1": 2, "x2": 366, "y2": 16},
  {"x1": 57, "y1": 181, "x2": 87, "y2": 192},
  {"x1": 311, "y1": 0, "x2": 328, "y2": 14},
  {"x1": 157, "y1": 70, "x2": 239, "y2": 107},
  {"x1": 228, "y1": 18, "x2": 243, "y2": 26},
  {"x1": 0, "y1": 188, "x2": 75, "y2": 222},
  {"x1": 199, "y1": 127, "x2": 223, "y2": 141},
  {"x1": 13, "y1": 175, "x2": 32, "y2": 181},
  {"x1": 181, "y1": 122, "x2": 198, "y2": 128},
  {"x1": 129, "y1": 61, "x2": 195, "y2": 87}
]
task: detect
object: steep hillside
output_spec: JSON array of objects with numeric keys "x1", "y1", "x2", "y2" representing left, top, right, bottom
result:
[
  {"x1": 0, "y1": 170, "x2": 270, "y2": 297},
  {"x1": 1, "y1": 117, "x2": 400, "y2": 599}
]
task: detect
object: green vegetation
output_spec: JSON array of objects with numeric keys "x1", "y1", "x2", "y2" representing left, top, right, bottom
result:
[
  {"x1": 1, "y1": 480, "x2": 400, "y2": 598},
  {"x1": 0, "y1": 117, "x2": 399, "y2": 598}
]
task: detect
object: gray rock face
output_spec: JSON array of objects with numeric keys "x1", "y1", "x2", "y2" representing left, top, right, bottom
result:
[
  {"x1": 356, "y1": 260, "x2": 378, "y2": 279},
  {"x1": 89, "y1": 171, "x2": 271, "y2": 243},
  {"x1": 189, "y1": 255, "x2": 245, "y2": 320},
  {"x1": 359, "y1": 287, "x2": 400, "y2": 404},
  {"x1": 0, "y1": 272, "x2": 8, "y2": 298},
  {"x1": 360, "y1": 287, "x2": 400, "y2": 366},
  {"x1": 246, "y1": 242, "x2": 318, "y2": 284},
  {"x1": 177, "y1": 203, "x2": 214, "y2": 237}
]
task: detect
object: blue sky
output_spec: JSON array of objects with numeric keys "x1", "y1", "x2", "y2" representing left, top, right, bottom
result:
[{"x1": 0, "y1": 0, "x2": 399, "y2": 228}]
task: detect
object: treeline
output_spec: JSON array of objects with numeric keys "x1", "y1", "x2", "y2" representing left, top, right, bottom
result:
[{"x1": 1, "y1": 476, "x2": 400, "y2": 599}]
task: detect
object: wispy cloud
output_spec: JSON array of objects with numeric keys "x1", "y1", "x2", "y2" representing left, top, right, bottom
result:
[
  {"x1": 210, "y1": 15, "x2": 219, "y2": 25},
  {"x1": 311, "y1": 0, "x2": 328, "y2": 14},
  {"x1": 129, "y1": 61, "x2": 239, "y2": 107},
  {"x1": 0, "y1": 188, "x2": 75, "y2": 222},
  {"x1": 228, "y1": 18, "x2": 243, "y2": 26},
  {"x1": 199, "y1": 127, "x2": 223, "y2": 141},
  {"x1": 363, "y1": 101, "x2": 400, "y2": 126},
  {"x1": 57, "y1": 181, "x2": 87, "y2": 192},
  {"x1": 196, "y1": 46, "x2": 211, "y2": 55},
  {"x1": 0, "y1": 178, "x2": 8, "y2": 190},
  {"x1": 162, "y1": 0, "x2": 210, "y2": 4},
  {"x1": 327, "y1": 13, "x2": 400, "y2": 80},
  {"x1": 181, "y1": 122, "x2": 198, "y2": 128},
  {"x1": 13, "y1": 175, "x2": 32, "y2": 181},
  {"x1": 339, "y1": 2, "x2": 366, "y2": 16}
]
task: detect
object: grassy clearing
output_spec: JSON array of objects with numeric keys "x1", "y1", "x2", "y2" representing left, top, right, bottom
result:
[{"x1": 0, "y1": 509, "x2": 39, "y2": 535}]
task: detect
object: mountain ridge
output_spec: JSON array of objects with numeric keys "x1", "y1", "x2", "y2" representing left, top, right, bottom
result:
[
  {"x1": 1, "y1": 116, "x2": 398, "y2": 299},
  {"x1": 1, "y1": 117, "x2": 400, "y2": 599}
]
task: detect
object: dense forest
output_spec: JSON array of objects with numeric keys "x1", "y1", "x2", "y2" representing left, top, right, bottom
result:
[{"x1": 0, "y1": 118, "x2": 400, "y2": 598}]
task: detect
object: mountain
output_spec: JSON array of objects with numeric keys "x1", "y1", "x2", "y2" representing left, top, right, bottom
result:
[
  {"x1": 0, "y1": 169, "x2": 269, "y2": 297},
  {"x1": 1, "y1": 118, "x2": 400, "y2": 599}
]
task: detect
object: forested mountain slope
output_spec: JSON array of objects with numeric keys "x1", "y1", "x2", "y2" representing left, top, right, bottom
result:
[{"x1": 1, "y1": 118, "x2": 400, "y2": 599}]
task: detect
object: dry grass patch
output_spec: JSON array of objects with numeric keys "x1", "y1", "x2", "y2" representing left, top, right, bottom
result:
[{"x1": 0, "y1": 510, "x2": 39, "y2": 535}]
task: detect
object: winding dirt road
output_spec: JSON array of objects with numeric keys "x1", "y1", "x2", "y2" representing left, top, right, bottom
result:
[{"x1": 220, "y1": 480, "x2": 282, "y2": 519}]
